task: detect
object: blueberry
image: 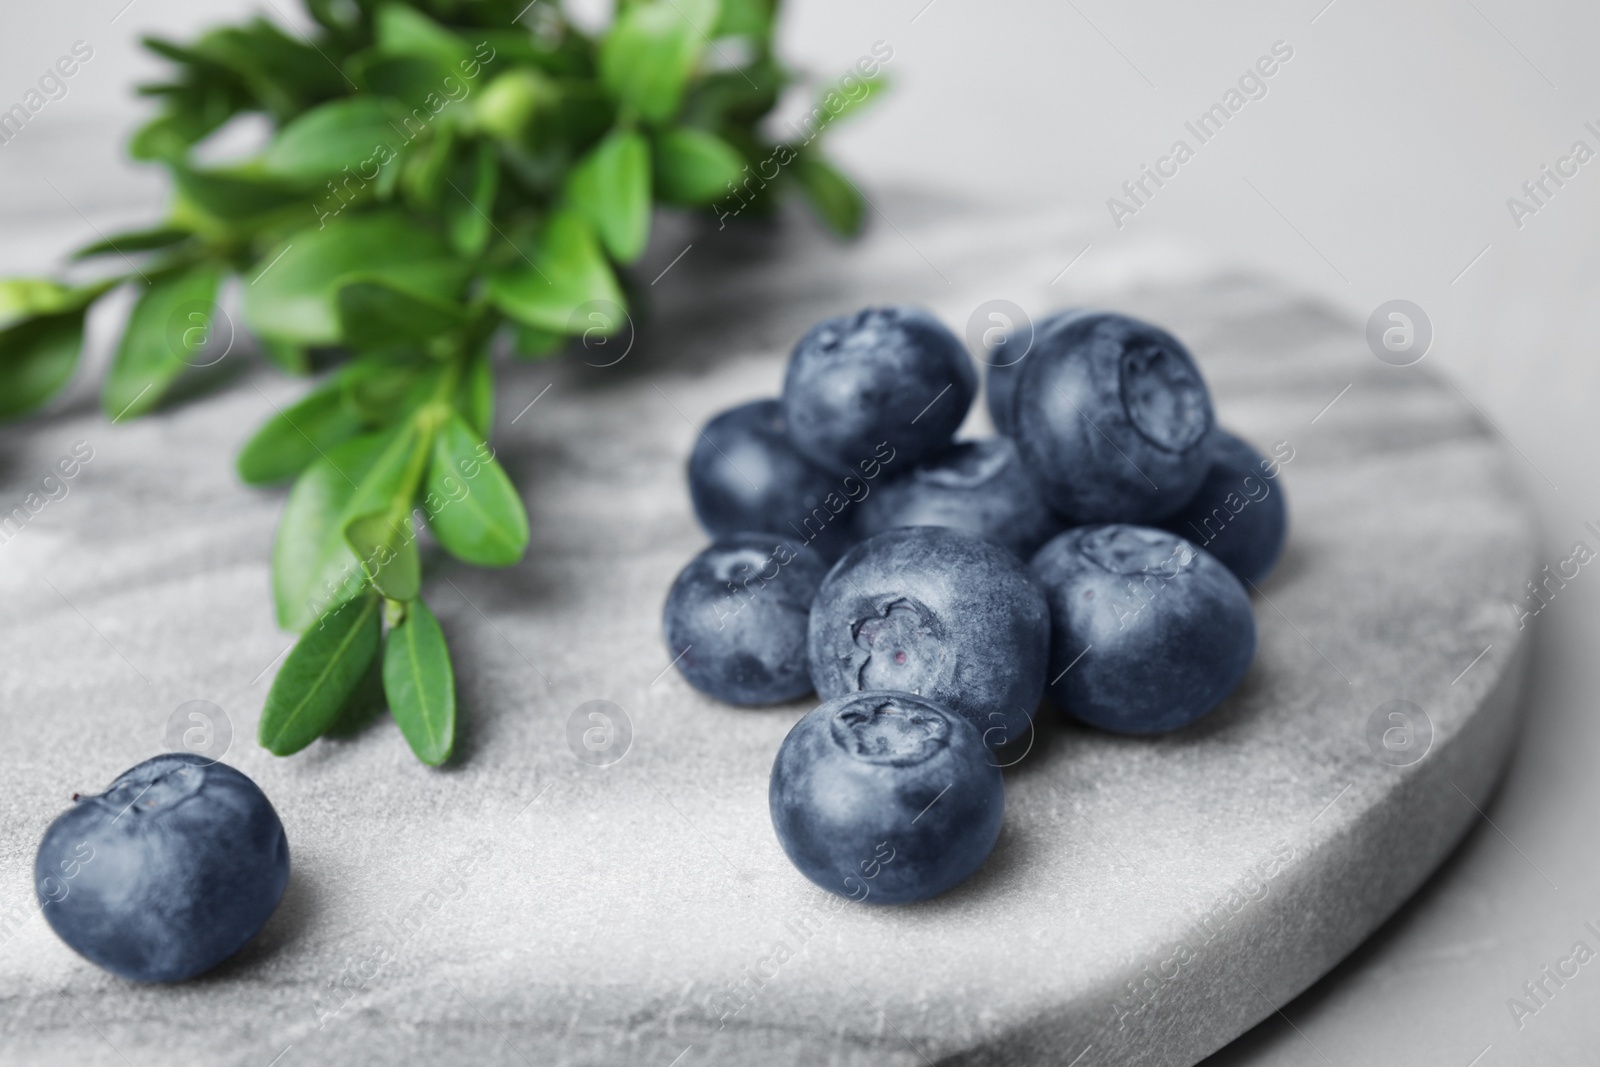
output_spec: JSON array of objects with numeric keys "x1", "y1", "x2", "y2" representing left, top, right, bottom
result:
[
  {"x1": 687, "y1": 399, "x2": 854, "y2": 562},
  {"x1": 781, "y1": 307, "x2": 976, "y2": 474},
  {"x1": 1011, "y1": 311, "x2": 1214, "y2": 524},
  {"x1": 769, "y1": 691, "x2": 1004, "y2": 904},
  {"x1": 664, "y1": 533, "x2": 829, "y2": 704},
  {"x1": 1030, "y1": 524, "x2": 1255, "y2": 734},
  {"x1": 852, "y1": 437, "x2": 1063, "y2": 559},
  {"x1": 34, "y1": 753, "x2": 290, "y2": 982},
  {"x1": 1159, "y1": 428, "x2": 1288, "y2": 586},
  {"x1": 807, "y1": 526, "x2": 1049, "y2": 749},
  {"x1": 985, "y1": 308, "x2": 1083, "y2": 437}
]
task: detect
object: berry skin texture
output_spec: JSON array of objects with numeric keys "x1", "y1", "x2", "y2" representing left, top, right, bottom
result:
[
  {"x1": 853, "y1": 437, "x2": 1063, "y2": 560},
  {"x1": 1160, "y1": 428, "x2": 1288, "y2": 586},
  {"x1": 687, "y1": 398, "x2": 854, "y2": 562},
  {"x1": 985, "y1": 308, "x2": 1083, "y2": 438},
  {"x1": 1030, "y1": 525, "x2": 1256, "y2": 734},
  {"x1": 769, "y1": 691, "x2": 1004, "y2": 904},
  {"x1": 781, "y1": 307, "x2": 976, "y2": 475},
  {"x1": 34, "y1": 753, "x2": 290, "y2": 983},
  {"x1": 808, "y1": 526, "x2": 1050, "y2": 749},
  {"x1": 1011, "y1": 311, "x2": 1215, "y2": 524},
  {"x1": 664, "y1": 533, "x2": 829, "y2": 705}
]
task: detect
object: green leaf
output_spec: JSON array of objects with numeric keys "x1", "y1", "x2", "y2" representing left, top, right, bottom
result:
[
  {"x1": 237, "y1": 376, "x2": 366, "y2": 485},
  {"x1": 654, "y1": 127, "x2": 744, "y2": 204},
  {"x1": 101, "y1": 265, "x2": 223, "y2": 420},
  {"x1": 383, "y1": 596, "x2": 456, "y2": 765},
  {"x1": 487, "y1": 211, "x2": 624, "y2": 334},
  {"x1": 170, "y1": 164, "x2": 304, "y2": 227},
  {"x1": 259, "y1": 592, "x2": 383, "y2": 756},
  {"x1": 0, "y1": 310, "x2": 86, "y2": 421},
  {"x1": 714, "y1": 0, "x2": 772, "y2": 38},
  {"x1": 261, "y1": 97, "x2": 405, "y2": 182},
  {"x1": 794, "y1": 154, "x2": 864, "y2": 237},
  {"x1": 344, "y1": 510, "x2": 421, "y2": 601},
  {"x1": 819, "y1": 74, "x2": 887, "y2": 123},
  {"x1": 242, "y1": 212, "x2": 469, "y2": 345},
  {"x1": 272, "y1": 425, "x2": 425, "y2": 632},
  {"x1": 340, "y1": 356, "x2": 434, "y2": 424},
  {"x1": 566, "y1": 129, "x2": 651, "y2": 263},
  {"x1": 72, "y1": 226, "x2": 194, "y2": 260},
  {"x1": 474, "y1": 69, "x2": 556, "y2": 143},
  {"x1": 460, "y1": 351, "x2": 493, "y2": 436},
  {"x1": 0, "y1": 279, "x2": 91, "y2": 331},
  {"x1": 445, "y1": 140, "x2": 498, "y2": 258},
  {"x1": 335, "y1": 277, "x2": 469, "y2": 347},
  {"x1": 426, "y1": 412, "x2": 528, "y2": 566},
  {"x1": 600, "y1": 0, "x2": 722, "y2": 123},
  {"x1": 324, "y1": 650, "x2": 389, "y2": 738},
  {"x1": 512, "y1": 323, "x2": 564, "y2": 359},
  {"x1": 375, "y1": 4, "x2": 471, "y2": 67},
  {"x1": 350, "y1": 50, "x2": 456, "y2": 108}
]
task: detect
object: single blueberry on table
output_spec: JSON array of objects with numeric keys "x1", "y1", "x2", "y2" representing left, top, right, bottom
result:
[
  {"x1": 769, "y1": 691, "x2": 1005, "y2": 904},
  {"x1": 781, "y1": 306, "x2": 976, "y2": 474},
  {"x1": 985, "y1": 308, "x2": 1083, "y2": 437},
  {"x1": 34, "y1": 753, "x2": 290, "y2": 983},
  {"x1": 1030, "y1": 524, "x2": 1256, "y2": 734},
  {"x1": 808, "y1": 526, "x2": 1050, "y2": 749},
  {"x1": 664, "y1": 533, "x2": 829, "y2": 704},
  {"x1": 1159, "y1": 428, "x2": 1288, "y2": 586},
  {"x1": 1011, "y1": 311, "x2": 1215, "y2": 524},
  {"x1": 853, "y1": 437, "x2": 1063, "y2": 560},
  {"x1": 687, "y1": 398, "x2": 854, "y2": 562}
]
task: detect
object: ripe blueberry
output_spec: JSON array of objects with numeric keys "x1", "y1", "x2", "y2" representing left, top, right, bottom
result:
[
  {"x1": 781, "y1": 307, "x2": 975, "y2": 474},
  {"x1": 769, "y1": 691, "x2": 1004, "y2": 904},
  {"x1": 808, "y1": 526, "x2": 1050, "y2": 749},
  {"x1": 664, "y1": 533, "x2": 829, "y2": 704},
  {"x1": 34, "y1": 753, "x2": 290, "y2": 982},
  {"x1": 687, "y1": 398, "x2": 854, "y2": 562},
  {"x1": 1011, "y1": 311, "x2": 1215, "y2": 524},
  {"x1": 1030, "y1": 524, "x2": 1256, "y2": 734},
  {"x1": 985, "y1": 308, "x2": 1082, "y2": 437},
  {"x1": 1160, "y1": 428, "x2": 1288, "y2": 586},
  {"x1": 852, "y1": 437, "x2": 1063, "y2": 559}
]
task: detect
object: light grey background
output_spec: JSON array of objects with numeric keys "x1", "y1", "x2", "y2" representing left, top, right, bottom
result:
[{"x1": 3, "y1": 1, "x2": 1599, "y2": 1064}]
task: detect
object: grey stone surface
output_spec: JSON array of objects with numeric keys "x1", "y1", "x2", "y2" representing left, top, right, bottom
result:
[{"x1": 0, "y1": 199, "x2": 1538, "y2": 1066}]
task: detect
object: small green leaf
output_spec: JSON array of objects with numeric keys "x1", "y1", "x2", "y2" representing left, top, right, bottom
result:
[
  {"x1": 273, "y1": 425, "x2": 425, "y2": 632},
  {"x1": 335, "y1": 277, "x2": 469, "y2": 347},
  {"x1": 460, "y1": 351, "x2": 493, "y2": 437},
  {"x1": 474, "y1": 68, "x2": 556, "y2": 143},
  {"x1": 101, "y1": 264, "x2": 223, "y2": 420},
  {"x1": 324, "y1": 651, "x2": 388, "y2": 739},
  {"x1": 714, "y1": 0, "x2": 772, "y2": 38},
  {"x1": 339, "y1": 356, "x2": 432, "y2": 424},
  {"x1": 72, "y1": 226, "x2": 194, "y2": 260},
  {"x1": 566, "y1": 129, "x2": 651, "y2": 263},
  {"x1": 599, "y1": 0, "x2": 722, "y2": 123},
  {"x1": 170, "y1": 164, "x2": 303, "y2": 227},
  {"x1": 242, "y1": 212, "x2": 468, "y2": 345},
  {"x1": 261, "y1": 97, "x2": 405, "y2": 182},
  {"x1": 654, "y1": 127, "x2": 744, "y2": 205},
  {"x1": 383, "y1": 596, "x2": 456, "y2": 765},
  {"x1": 487, "y1": 211, "x2": 624, "y2": 334},
  {"x1": 350, "y1": 50, "x2": 456, "y2": 107},
  {"x1": 816, "y1": 74, "x2": 887, "y2": 124},
  {"x1": 445, "y1": 140, "x2": 498, "y2": 258},
  {"x1": 344, "y1": 510, "x2": 421, "y2": 601},
  {"x1": 375, "y1": 3, "x2": 471, "y2": 67},
  {"x1": 794, "y1": 154, "x2": 864, "y2": 237},
  {"x1": 426, "y1": 412, "x2": 528, "y2": 566},
  {"x1": 237, "y1": 377, "x2": 367, "y2": 485},
  {"x1": 512, "y1": 323, "x2": 564, "y2": 359},
  {"x1": 259, "y1": 592, "x2": 383, "y2": 756},
  {"x1": 0, "y1": 310, "x2": 87, "y2": 421}
]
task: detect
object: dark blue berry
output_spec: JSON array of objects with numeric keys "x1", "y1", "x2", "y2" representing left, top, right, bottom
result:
[
  {"x1": 808, "y1": 526, "x2": 1049, "y2": 749},
  {"x1": 687, "y1": 399, "x2": 854, "y2": 562},
  {"x1": 985, "y1": 308, "x2": 1083, "y2": 437},
  {"x1": 35, "y1": 754, "x2": 289, "y2": 982},
  {"x1": 1030, "y1": 524, "x2": 1255, "y2": 734},
  {"x1": 781, "y1": 307, "x2": 976, "y2": 474},
  {"x1": 1012, "y1": 311, "x2": 1214, "y2": 524},
  {"x1": 1160, "y1": 428, "x2": 1288, "y2": 586},
  {"x1": 853, "y1": 437, "x2": 1063, "y2": 559},
  {"x1": 769, "y1": 691, "x2": 1004, "y2": 904},
  {"x1": 664, "y1": 533, "x2": 829, "y2": 704}
]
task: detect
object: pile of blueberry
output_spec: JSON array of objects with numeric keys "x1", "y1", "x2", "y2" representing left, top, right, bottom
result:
[{"x1": 665, "y1": 307, "x2": 1288, "y2": 904}]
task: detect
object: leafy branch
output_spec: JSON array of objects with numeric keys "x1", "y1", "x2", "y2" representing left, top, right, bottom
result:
[{"x1": 0, "y1": 0, "x2": 881, "y2": 765}]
